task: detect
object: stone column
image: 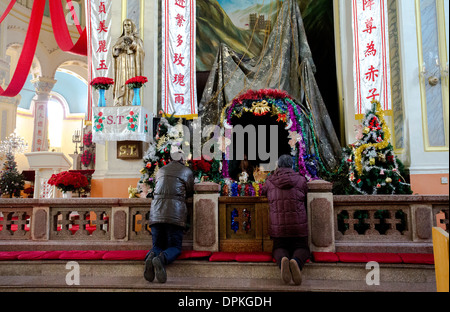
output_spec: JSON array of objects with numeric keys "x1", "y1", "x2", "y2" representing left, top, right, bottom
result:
[
  {"x1": 193, "y1": 182, "x2": 220, "y2": 252},
  {"x1": 30, "y1": 77, "x2": 57, "y2": 152},
  {"x1": 307, "y1": 180, "x2": 335, "y2": 252}
]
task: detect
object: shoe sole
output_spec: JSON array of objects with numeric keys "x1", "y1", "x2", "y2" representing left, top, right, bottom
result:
[
  {"x1": 281, "y1": 257, "x2": 291, "y2": 284},
  {"x1": 144, "y1": 258, "x2": 155, "y2": 282},
  {"x1": 152, "y1": 257, "x2": 167, "y2": 283},
  {"x1": 289, "y1": 259, "x2": 303, "y2": 285}
]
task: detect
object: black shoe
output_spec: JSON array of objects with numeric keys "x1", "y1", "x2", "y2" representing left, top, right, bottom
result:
[
  {"x1": 144, "y1": 252, "x2": 156, "y2": 282},
  {"x1": 152, "y1": 253, "x2": 167, "y2": 283}
]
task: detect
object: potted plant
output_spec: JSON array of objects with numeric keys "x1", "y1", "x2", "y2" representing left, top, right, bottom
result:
[{"x1": 47, "y1": 171, "x2": 89, "y2": 198}]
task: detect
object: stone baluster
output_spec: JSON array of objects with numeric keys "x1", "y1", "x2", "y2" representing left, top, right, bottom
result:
[
  {"x1": 307, "y1": 180, "x2": 335, "y2": 252},
  {"x1": 193, "y1": 182, "x2": 220, "y2": 252},
  {"x1": 31, "y1": 205, "x2": 49, "y2": 241}
]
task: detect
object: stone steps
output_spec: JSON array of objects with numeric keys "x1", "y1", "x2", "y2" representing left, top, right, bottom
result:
[{"x1": 0, "y1": 260, "x2": 437, "y2": 292}]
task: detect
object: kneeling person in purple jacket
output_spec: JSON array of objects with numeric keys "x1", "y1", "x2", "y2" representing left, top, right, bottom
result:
[{"x1": 260, "y1": 154, "x2": 310, "y2": 285}]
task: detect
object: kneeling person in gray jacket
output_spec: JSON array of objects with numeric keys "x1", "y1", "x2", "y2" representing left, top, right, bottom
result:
[{"x1": 144, "y1": 151, "x2": 194, "y2": 283}]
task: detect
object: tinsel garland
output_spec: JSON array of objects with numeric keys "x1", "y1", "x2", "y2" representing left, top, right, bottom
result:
[
  {"x1": 231, "y1": 182, "x2": 239, "y2": 196},
  {"x1": 252, "y1": 182, "x2": 260, "y2": 196},
  {"x1": 231, "y1": 209, "x2": 239, "y2": 233}
]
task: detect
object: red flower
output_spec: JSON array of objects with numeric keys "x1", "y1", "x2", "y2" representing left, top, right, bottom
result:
[
  {"x1": 90, "y1": 77, "x2": 114, "y2": 90},
  {"x1": 48, "y1": 171, "x2": 89, "y2": 193},
  {"x1": 125, "y1": 76, "x2": 148, "y2": 88}
]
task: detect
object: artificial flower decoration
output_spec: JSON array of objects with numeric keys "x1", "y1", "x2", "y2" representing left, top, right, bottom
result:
[
  {"x1": 80, "y1": 150, "x2": 93, "y2": 167},
  {"x1": 83, "y1": 132, "x2": 93, "y2": 147},
  {"x1": 125, "y1": 76, "x2": 148, "y2": 89},
  {"x1": 90, "y1": 77, "x2": 114, "y2": 90},
  {"x1": 288, "y1": 131, "x2": 302, "y2": 148}
]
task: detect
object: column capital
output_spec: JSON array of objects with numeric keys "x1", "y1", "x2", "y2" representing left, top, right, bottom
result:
[{"x1": 31, "y1": 76, "x2": 57, "y2": 101}]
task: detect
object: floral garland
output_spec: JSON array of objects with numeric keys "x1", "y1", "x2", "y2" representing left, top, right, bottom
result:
[
  {"x1": 83, "y1": 132, "x2": 93, "y2": 147},
  {"x1": 80, "y1": 150, "x2": 93, "y2": 166},
  {"x1": 90, "y1": 77, "x2": 114, "y2": 90}
]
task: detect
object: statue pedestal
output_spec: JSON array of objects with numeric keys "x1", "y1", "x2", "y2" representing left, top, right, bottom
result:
[{"x1": 25, "y1": 152, "x2": 72, "y2": 198}]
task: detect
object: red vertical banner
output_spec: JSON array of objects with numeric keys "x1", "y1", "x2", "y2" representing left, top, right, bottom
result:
[
  {"x1": 352, "y1": 0, "x2": 391, "y2": 115},
  {"x1": 161, "y1": 0, "x2": 197, "y2": 119}
]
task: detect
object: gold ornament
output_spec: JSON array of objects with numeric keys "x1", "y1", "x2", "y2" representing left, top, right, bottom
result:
[
  {"x1": 385, "y1": 177, "x2": 392, "y2": 183},
  {"x1": 251, "y1": 100, "x2": 271, "y2": 115}
]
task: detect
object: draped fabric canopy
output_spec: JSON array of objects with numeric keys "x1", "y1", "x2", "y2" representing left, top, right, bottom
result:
[
  {"x1": 199, "y1": 0, "x2": 342, "y2": 171},
  {"x1": 0, "y1": 0, "x2": 87, "y2": 98}
]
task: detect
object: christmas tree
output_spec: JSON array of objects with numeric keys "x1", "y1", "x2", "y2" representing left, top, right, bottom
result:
[
  {"x1": 0, "y1": 152, "x2": 25, "y2": 198},
  {"x1": 138, "y1": 113, "x2": 185, "y2": 198},
  {"x1": 340, "y1": 100, "x2": 412, "y2": 195}
]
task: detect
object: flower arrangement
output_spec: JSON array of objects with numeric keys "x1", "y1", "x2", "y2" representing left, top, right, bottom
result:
[
  {"x1": 90, "y1": 77, "x2": 114, "y2": 90},
  {"x1": 189, "y1": 157, "x2": 212, "y2": 180},
  {"x1": 80, "y1": 150, "x2": 93, "y2": 167},
  {"x1": 47, "y1": 171, "x2": 89, "y2": 193},
  {"x1": 126, "y1": 76, "x2": 148, "y2": 89}
]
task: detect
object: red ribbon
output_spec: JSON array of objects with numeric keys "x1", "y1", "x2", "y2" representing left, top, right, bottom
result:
[
  {"x1": 49, "y1": 0, "x2": 87, "y2": 56},
  {"x1": 0, "y1": 0, "x2": 45, "y2": 97},
  {"x1": 0, "y1": 0, "x2": 17, "y2": 25},
  {"x1": 1, "y1": 0, "x2": 87, "y2": 98},
  {"x1": 65, "y1": 0, "x2": 83, "y2": 35}
]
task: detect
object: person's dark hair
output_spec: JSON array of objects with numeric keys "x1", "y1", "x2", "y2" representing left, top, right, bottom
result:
[{"x1": 278, "y1": 154, "x2": 293, "y2": 168}]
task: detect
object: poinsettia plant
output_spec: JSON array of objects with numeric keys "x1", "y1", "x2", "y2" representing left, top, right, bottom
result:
[
  {"x1": 126, "y1": 76, "x2": 148, "y2": 89},
  {"x1": 47, "y1": 171, "x2": 89, "y2": 193},
  {"x1": 90, "y1": 77, "x2": 114, "y2": 90}
]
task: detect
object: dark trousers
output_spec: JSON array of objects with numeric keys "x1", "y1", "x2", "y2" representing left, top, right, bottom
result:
[
  {"x1": 147, "y1": 223, "x2": 184, "y2": 265},
  {"x1": 272, "y1": 236, "x2": 310, "y2": 270}
]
